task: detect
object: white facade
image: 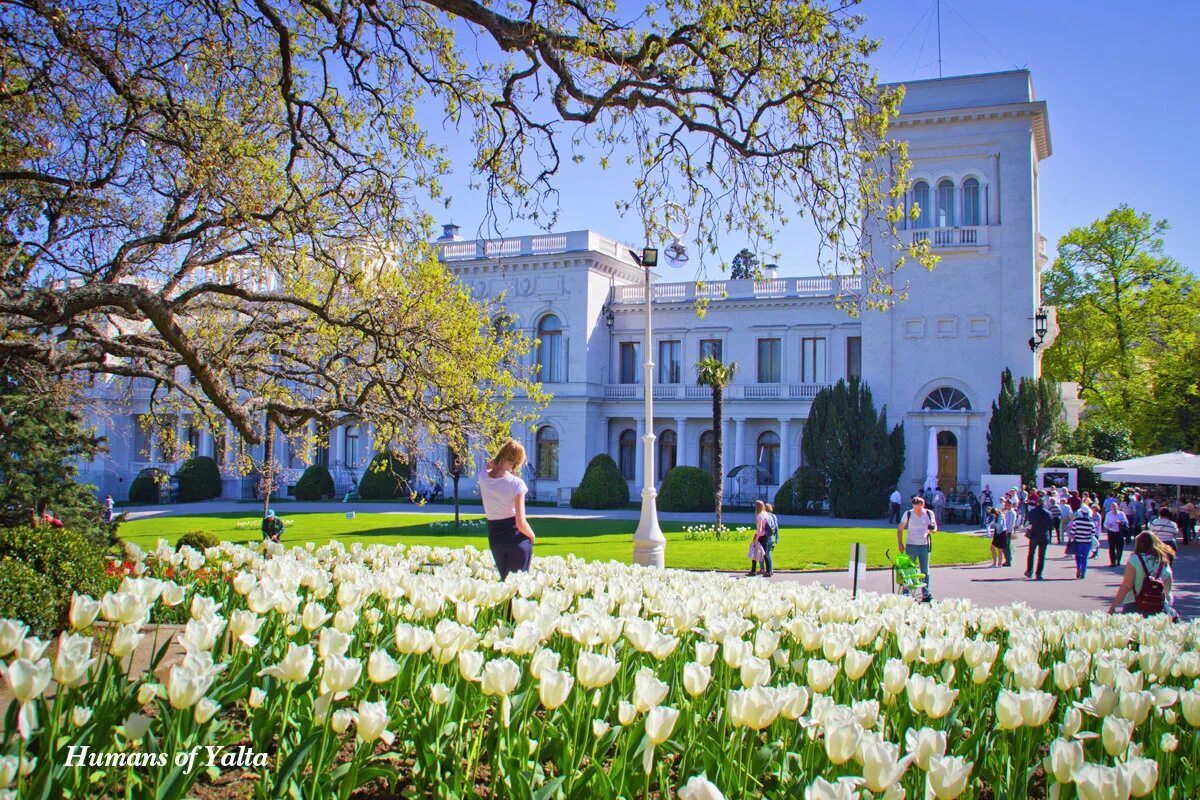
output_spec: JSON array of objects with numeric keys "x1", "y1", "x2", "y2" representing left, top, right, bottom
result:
[{"x1": 79, "y1": 70, "x2": 1055, "y2": 507}]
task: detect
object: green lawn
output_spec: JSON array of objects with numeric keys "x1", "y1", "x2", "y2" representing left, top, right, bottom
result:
[{"x1": 119, "y1": 512, "x2": 989, "y2": 571}]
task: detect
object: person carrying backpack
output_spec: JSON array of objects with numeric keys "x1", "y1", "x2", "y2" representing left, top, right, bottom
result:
[{"x1": 1108, "y1": 532, "x2": 1176, "y2": 619}]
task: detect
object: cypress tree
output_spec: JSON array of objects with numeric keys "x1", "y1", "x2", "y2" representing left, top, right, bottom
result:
[
  {"x1": 987, "y1": 368, "x2": 1023, "y2": 477},
  {"x1": 802, "y1": 378, "x2": 905, "y2": 518}
]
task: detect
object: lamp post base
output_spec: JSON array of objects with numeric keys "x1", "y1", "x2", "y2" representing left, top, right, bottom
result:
[{"x1": 633, "y1": 487, "x2": 667, "y2": 568}]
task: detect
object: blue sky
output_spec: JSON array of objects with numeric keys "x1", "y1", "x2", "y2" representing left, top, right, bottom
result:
[{"x1": 427, "y1": 0, "x2": 1200, "y2": 277}]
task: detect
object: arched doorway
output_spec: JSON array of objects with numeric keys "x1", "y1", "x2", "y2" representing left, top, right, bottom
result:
[{"x1": 936, "y1": 431, "x2": 958, "y2": 491}]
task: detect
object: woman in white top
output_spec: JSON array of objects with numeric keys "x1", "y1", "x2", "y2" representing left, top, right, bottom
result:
[{"x1": 477, "y1": 439, "x2": 537, "y2": 580}]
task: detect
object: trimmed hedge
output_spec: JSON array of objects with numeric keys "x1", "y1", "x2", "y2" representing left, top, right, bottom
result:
[
  {"x1": 571, "y1": 454, "x2": 630, "y2": 509},
  {"x1": 128, "y1": 467, "x2": 167, "y2": 504},
  {"x1": 176, "y1": 530, "x2": 220, "y2": 552},
  {"x1": 293, "y1": 464, "x2": 336, "y2": 501},
  {"x1": 657, "y1": 466, "x2": 715, "y2": 513},
  {"x1": 774, "y1": 466, "x2": 828, "y2": 515},
  {"x1": 174, "y1": 456, "x2": 222, "y2": 502},
  {"x1": 0, "y1": 526, "x2": 105, "y2": 635},
  {"x1": 358, "y1": 450, "x2": 412, "y2": 500},
  {"x1": 1044, "y1": 453, "x2": 1111, "y2": 495},
  {"x1": 0, "y1": 558, "x2": 60, "y2": 637}
]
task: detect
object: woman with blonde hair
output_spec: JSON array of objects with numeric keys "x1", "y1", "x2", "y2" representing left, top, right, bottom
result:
[
  {"x1": 746, "y1": 500, "x2": 767, "y2": 577},
  {"x1": 1108, "y1": 532, "x2": 1176, "y2": 618},
  {"x1": 478, "y1": 438, "x2": 537, "y2": 580}
]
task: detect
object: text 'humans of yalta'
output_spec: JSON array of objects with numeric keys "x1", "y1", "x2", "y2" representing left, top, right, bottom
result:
[{"x1": 64, "y1": 744, "x2": 268, "y2": 775}]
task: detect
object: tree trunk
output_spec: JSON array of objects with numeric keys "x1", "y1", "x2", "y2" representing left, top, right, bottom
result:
[
  {"x1": 453, "y1": 475, "x2": 461, "y2": 527},
  {"x1": 712, "y1": 385, "x2": 724, "y2": 529},
  {"x1": 261, "y1": 416, "x2": 275, "y2": 519}
]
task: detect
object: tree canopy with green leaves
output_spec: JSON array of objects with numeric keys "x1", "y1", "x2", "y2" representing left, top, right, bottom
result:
[
  {"x1": 1042, "y1": 206, "x2": 1197, "y2": 451},
  {"x1": 729, "y1": 248, "x2": 760, "y2": 280},
  {"x1": 0, "y1": 0, "x2": 930, "y2": 463}
]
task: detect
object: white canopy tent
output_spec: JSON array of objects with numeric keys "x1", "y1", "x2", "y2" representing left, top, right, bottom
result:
[
  {"x1": 1098, "y1": 460, "x2": 1200, "y2": 487},
  {"x1": 1095, "y1": 451, "x2": 1195, "y2": 473}
]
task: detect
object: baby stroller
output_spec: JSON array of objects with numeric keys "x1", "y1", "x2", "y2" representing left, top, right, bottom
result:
[{"x1": 889, "y1": 550, "x2": 932, "y2": 603}]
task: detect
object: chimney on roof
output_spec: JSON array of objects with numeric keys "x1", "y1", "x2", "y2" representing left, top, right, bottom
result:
[
  {"x1": 438, "y1": 223, "x2": 463, "y2": 242},
  {"x1": 764, "y1": 263, "x2": 779, "y2": 279}
]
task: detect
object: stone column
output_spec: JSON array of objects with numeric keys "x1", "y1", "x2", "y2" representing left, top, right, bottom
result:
[
  {"x1": 779, "y1": 419, "x2": 792, "y2": 483},
  {"x1": 634, "y1": 417, "x2": 645, "y2": 487},
  {"x1": 734, "y1": 418, "x2": 746, "y2": 469},
  {"x1": 332, "y1": 425, "x2": 344, "y2": 466},
  {"x1": 199, "y1": 428, "x2": 213, "y2": 459},
  {"x1": 675, "y1": 417, "x2": 688, "y2": 466}
]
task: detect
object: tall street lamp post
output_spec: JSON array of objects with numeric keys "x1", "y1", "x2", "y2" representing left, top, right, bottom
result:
[{"x1": 631, "y1": 245, "x2": 666, "y2": 568}]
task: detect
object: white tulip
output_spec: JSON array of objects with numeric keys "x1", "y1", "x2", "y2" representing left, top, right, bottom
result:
[
  {"x1": 806, "y1": 659, "x2": 838, "y2": 693},
  {"x1": 1101, "y1": 716, "x2": 1134, "y2": 758},
  {"x1": 248, "y1": 687, "x2": 266, "y2": 709},
  {"x1": 160, "y1": 583, "x2": 186, "y2": 607},
  {"x1": 679, "y1": 773, "x2": 725, "y2": 800},
  {"x1": 458, "y1": 650, "x2": 484, "y2": 683},
  {"x1": 117, "y1": 712, "x2": 153, "y2": 742},
  {"x1": 740, "y1": 655, "x2": 772, "y2": 689},
  {"x1": 1047, "y1": 738, "x2": 1084, "y2": 783},
  {"x1": 5, "y1": 658, "x2": 51, "y2": 703},
  {"x1": 1161, "y1": 732, "x2": 1178, "y2": 752},
  {"x1": 331, "y1": 708, "x2": 356, "y2": 734},
  {"x1": 356, "y1": 699, "x2": 394, "y2": 745},
  {"x1": 996, "y1": 689, "x2": 1023, "y2": 730},
  {"x1": 592, "y1": 719, "x2": 611, "y2": 738},
  {"x1": 258, "y1": 643, "x2": 314, "y2": 684},
  {"x1": 804, "y1": 776, "x2": 863, "y2": 800},
  {"x1": 318, "y1": 627, "x2": 354, "y2": 660},
  {"x1": 530, "y1": 648, "x2": 561, "y2": 680},
  {"x1": 430, "y1": 683, "x2": 451, "y2": 705},
  {"x1": 367, "y1": 650, "x2": 401, "y2": 684},
  {"x1": 633, "y1": 667, "x2": 669, "y2": 712},
  {"x1": 53, "y1": 632, "x2": 96, "y2": 689},
  {"x1": 684, "y1": 662, "x2": 712, "y2": 697},
  {"x1": 695, "y1": 641, "x2": 718, "y2": 667},
  {"x1": 71, "y1": 706, "x2": 93, "y2": 727},
  {"x1": 1177, "y1": 689, "x2": 1200, "y2": 727},
  {"x1": 481, "y1": 658, "x2": 521, "y2": 697},
  {"x1": 194, "y1": 698, "x2": 220, "y2": 724},
  {"x1": 618, "y1": 700, "x2": 637, "y2": 726},
  {"x1": 1072, "y1": 763, "x2": 1132, "y2": 800},
  {"x1": 904, "y1": 727, "x2": 946, "y2": 770},
  {"x1": 576, "y1": 652, "x2": 619, "y2": 689},
  {"x1": 860, "y1": 734, "x2": 913, "y2": 794},
  {"x1": 882, "y1": 659, "x2": 909, "y2": 698},
  {"x1": 319, "y1": 654, "x2": 362, "y2": 697},
  {"x1": 844, "y1": 649, "x2": 874, "y2": 681},
  {"x1": 1018, "y1": 689, "x2": 1057, "y2": 727},
  {"x1": 68, "y1": 595, "x2": 101, "y2": 631},
  {"x1": 822, "y1": 713, "x2": 862, "y2": 765},
  {"x1": 109, "y1": 624, "x2": 144, "y2": 658},
  {"x1": 538, "y1": 667, "x2": 574, "y2": 710},
  {"x1": 926, "y1": 755, "x2": 973, "y2": 799}
]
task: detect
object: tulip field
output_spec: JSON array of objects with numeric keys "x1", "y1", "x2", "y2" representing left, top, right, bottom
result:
[{"x1": 1, "y1": 539, "x2": 1197, "y2": 799}]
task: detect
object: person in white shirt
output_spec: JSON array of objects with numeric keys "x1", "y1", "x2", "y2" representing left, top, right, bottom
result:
[
  {"x1": 477, "y1": 439, "x2": 537, "y2": 580},
  {"x1": 889, "y1": 488, "x2": 903, "y2": 524},
  {"x1": 1148, "y1": 508, "x2": 1180, "y2": 556},
  {"x1": 897, "y1": 495, "x2": 937, "y2": 599},
  {"x1": 1102, "y1": 504, "x2": 1129, "y2": 567},
  {"x1": 1000, "y1": 500, "x2": 1017, "y2": 567}
]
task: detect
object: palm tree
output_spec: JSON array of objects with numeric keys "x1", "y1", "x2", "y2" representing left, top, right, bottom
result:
[{"x1": 695, "y1": 355, "x2": 737, "y2": 528}]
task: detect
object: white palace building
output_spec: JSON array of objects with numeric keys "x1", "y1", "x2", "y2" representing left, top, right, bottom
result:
[{"x1": 78, "y1": 70, "x2": 1058, "y2": 506}]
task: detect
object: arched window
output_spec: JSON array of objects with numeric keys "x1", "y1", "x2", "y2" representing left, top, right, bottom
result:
[
  {"x1": 757, "y1": 431, "x2": 780, "y2": 484},
  {"x1": 535, "y1": 426, "x2": 559, "y2": 480},
  {"x1": 699, "y1": 430, "x2": 716, "y2": 472},
  {"x1": 344, "y1": 425, "x2": 361, "y2": 466},
  {"x1": 618, "y1": 429, "x2": 636, "y2": 480},
  {"x1": 922, "y1": 387, "x2": 972, "y2": 411},
  {"x1": 912, "y1": 181, "x2": 931, "y2": 229},
  {"x1": 937, "y1": 179, "x2": 955, "y2": 227},
  {"x1": 962, "y1": 177, "x2": 981, "y2": 226},
  {"x1": 657, "y1": 429, "x2": 677, "y2": 481},
  {"x1": 537, "y1": 315, "x2": 564, "y2": 383}
]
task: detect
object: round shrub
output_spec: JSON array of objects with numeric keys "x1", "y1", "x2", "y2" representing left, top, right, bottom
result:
[
  {"x1": 176, "y1": 530, "x2": 220, "y2": 552},
  {"x1": 128, "y1": 467, "x2": 168, "y2": 504},
  {"x1": 0, "y1": 526, "x2": 105, "y2": 634},
  {"x1": 174, "y1": 456, "x2": 222, "y2": 502},
  {"x1": 1043, "y1": 453, "x2": 1113, "y2": 495},
  {"x1": 657, "y1": 466, "x2": 715, "y2": 513},
  {"x1": 0, "y1": 558, "x2": 60, "y2": 637},
  {"x1": 293, "y1": 464, "x2": 336, "y2": 501},
  {"x1": 571, "y1": 454, "x2": 630, "y2": 509},
  {"x1": 358, "y1": 449, "x2": 412, "y2": 500},
  {"x1": 774, "y1": 466, "x2": 828, "y2": 515}
]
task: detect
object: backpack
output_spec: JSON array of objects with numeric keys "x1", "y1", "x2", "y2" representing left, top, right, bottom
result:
[
  {"x1": 765, "y1": 513, "x2": 780, "y2": 541},
  {"x1": 1134, "y1": 555, "x2": 1167, "y2": 615}
]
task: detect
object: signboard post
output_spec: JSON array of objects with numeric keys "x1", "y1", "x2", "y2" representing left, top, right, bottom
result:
[{"x1": 849, "y1": 543, "x2": 866, "y2": 598}]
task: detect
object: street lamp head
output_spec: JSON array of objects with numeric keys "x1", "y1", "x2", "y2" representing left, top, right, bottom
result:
[
  {"x1": 641, "y1": 247, "x2": 659, "y2": 267},
  {"x1": 665, "y1": 240, "x2": 689, "y2": 266},
  {"x1": 1034, "y1": 308, "x2": 1049, "y2": 339},
  {"x1": 603, "y1": 304, "x2": 615, "y2": 329}
]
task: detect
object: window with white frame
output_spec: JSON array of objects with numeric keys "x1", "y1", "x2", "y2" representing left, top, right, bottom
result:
[
  {"x1": 618, "y1": 429, "x2": 636, "y2": 480},
  {"x1": 658, "y1": 340, "x2": 681, "y2": 384},
  {"x1": 846, "y1": 336, "x2": 862, "y2": 381},
  {"x1": 344, "y1": 425, "x2": 360, "y2": 466},
  {"x1": 800, "y1": 337, "x2": 826, "y2": 384},
  {"x1": 757, "y1": 431, "x2": 780, "y2": 484},
  {"x1": 537, "y1": 315, "x2": 565, "y2": 383},
  {"x1": 699, "y1": 430, "x2": 715, "y2": 472},
  {"x1": 657, "y1": 429, "x2": 677, "y2": 480},
  {"x1": 619, "y1": 342, "x2": 640, "y2": 384},
  {"x1": 757, "y1": 338, "x2": 781, "y2": 383},
  {"x1": 913, "y1": 181, "x2": 931, "y2": 228},
  {"x1": 536, "y1": 426, "x2": 559, "y2": 480},
  {"x1": 937, "y1": 179, "x2": 955, "y2": 227},
  {"x1": 962, "y1": 177, "x2": 981, "y2": 226}
]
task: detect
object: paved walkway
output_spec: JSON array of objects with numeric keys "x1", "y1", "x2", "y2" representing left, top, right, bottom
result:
[{"x1": 762, "y1": 538, "x2": 1199, "y2": 618}]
